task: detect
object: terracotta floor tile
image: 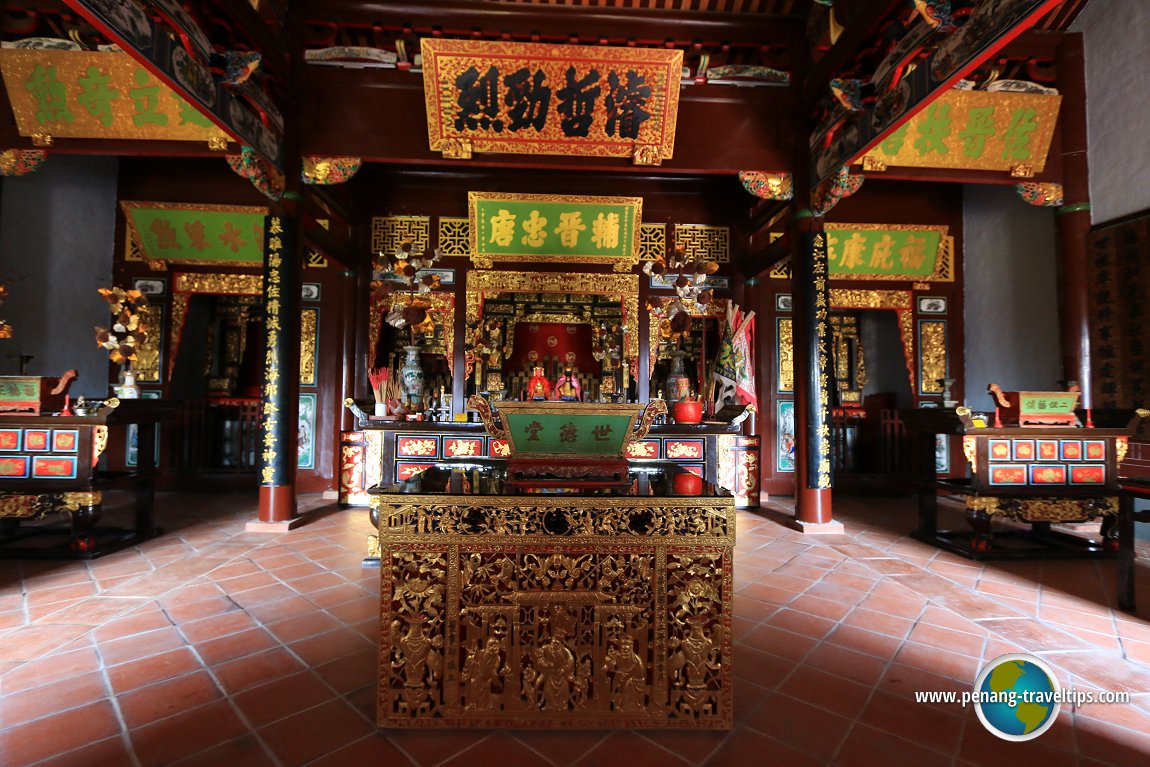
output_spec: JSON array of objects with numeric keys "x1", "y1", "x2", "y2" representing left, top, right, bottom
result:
[
  {"x1": 325, "y1": 597, "x2": 379, "y2": 625},
  {"x1": 803, "y1": 642, "x2": 889, "y2": 687},
  {"x1": 117, "y1": 670, "x2": 224, "y2": 729},
  {"x1": 180, "y1": 607, "x2": 262, "y2": 643},
  {"x1": 958, "y1": 717, "x2": 1078, "y2": 767},
  {"x1": 506, "y1": 731, "x2": 610, "y2": 767},
  {"x1": 855, "y1": 593, "x2": 927, "y2": 621},
  {"x1": 834, "y1": 724, "x2": 957, "y2": 767},
  {"x1": 0, "y1": 700, "x2": 120, "y2": 766},
  {"x1": 211, "y1": 647, "x2": 307, "y2": 695},
  {"x1": 106, "y1": 646, "x2": 204, "y2": 694},
  {"x1": 167, "y1": 735, "x2": 278, "y2": 767},
  {"x1": 732, "y1": 645, "x2": 793, "y2": 691},
  {"x1": 893, "y1": 641, "x2": 982, "y2": 684},
  {"x1": 634, "y1": 729, "x2": 727, "y2": 766},
  {"x1": 0, "y1": 671, "x2": 108, "y2": 728},
  {"x1": 743, "y1": 693, "x2": 851, "y2": 762},
  {"x1": 841, "y1": 605, "x2": 916, "y2": 639},
  {"x1": 705, "y1": 727, "x2": 822, "y2": 767},
  {"x1": 305, "y1": 583, "x2": 372, "y2": 609},
  {"x1": 100, "y1": 625, "x2": 189, "y2": 666},
  {"x1": 778, "y1": 665, "x2": 873, "y2": 719},
  {"x1": 164, "y1": 595, "x2": 244, "y2": 624},
  {"x1": 313, "y1": 646, "x2": 378, "y2": 694},
  {"x1": 245, "y1": 594, "x2": 319, "y2": 624},
  {"x1": 20, "y1": 736, "x2": 135, "y2": 767},
  {"x1": 764, "y1": 607, "x2": 838, "y2": 639},
  {"x1": 437, "y1": 731, "x2": 558, "y2": 767},
  {"x1": 737, "y1": 581, "x2": 801, "y2": 608},
  {"x1": 0, "y1": 644, "x2": 102, "y2": 694},
  {"x1": 906, "y1": 622, "x2": 987, "y2": 658},
  {"x1": 232, "y1": 670, "x2": 337, "y2": 727},
  {"x1": 288, "y1": 626, "x2": 373, "y2": 666},
  {"x1": 195, "y1": 626, "x2": 279, "y2": 666},
  {"x1": 25, "y1": 581, "x2": 98, "y2": 607},
  {"x1": 213, "y1": 571, "x2": 280, "y2": 594},
  {"x1": 91, "y1": 604, "x2": 174, "y2": 642},
  {"x1": 283, "y1": 571, "x2": 348, "y2": 594},
  {"x1": 226, "y1": 582, "x2": 299, "y2": 609},
  {"x1": 1038, "y1": 603, "x2": 1118, "y2": 635},
  {"x1": 859, "y1": 690, "x2": 965, "y2": 756},
  {"x1": 263, "y1": 610, "x2": 344, "y2": 643},
  {"x1": 257, "y1": 699, "x2": 375, "y2": 767},
  {"x1": 826, "y1": 623, "x2": 904, "y2": 660},
  {"x1": 129, "y1": 699, "x2": 250, "y2": 767},
  {"x1": 880, "y1": 661, "x2": 968, "y2": 695},
  {"x1": 0, "y1": 623, "x2": 89, "y2": 663},
  {"x1": 206, "y1": 560, "x2": 262, "y2": 582},
  {"x1": 303, "y1": 734, "x2": 416, "y2": 767},
  {"x1": 573, "y1": 730, "x2": 691, "y2": 767},
  {"x1": 1041, "y1": 652, "x2": 1150, "y2": 696},
  {"x1": 740, "y1": 622, "x2": 819, "y2": 662}
]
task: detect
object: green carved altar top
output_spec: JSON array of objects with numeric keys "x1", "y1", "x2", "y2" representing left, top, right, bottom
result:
[{"x1": 496, "y1": 402, "x2": 641, "y2": 457}]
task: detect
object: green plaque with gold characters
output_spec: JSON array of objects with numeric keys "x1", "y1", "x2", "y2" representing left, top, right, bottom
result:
[
  {"x1": 477, "y1": 401, "x2": 645, "y2": 458},
  {"x1": 468, "y1": 192, "x2": 642, "y2": 271}
]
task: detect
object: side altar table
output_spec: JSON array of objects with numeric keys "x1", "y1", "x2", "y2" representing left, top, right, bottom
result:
[
  {"x1": 0, "y1": 399, "x2": 177, "y2": 558},
  {"x1": 903, "y1": 407, "x2": 1144, "y2": 560},
  {"x1": 370, "y1": 462, "x2": 735, "y2": 729}
]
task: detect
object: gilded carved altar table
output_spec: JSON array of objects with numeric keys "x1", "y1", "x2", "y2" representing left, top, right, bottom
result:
[{"x1": 370, "y1": 463, "x2": 735, "y2": 729}]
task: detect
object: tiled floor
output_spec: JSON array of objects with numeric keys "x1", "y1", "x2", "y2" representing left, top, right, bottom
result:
[{"x1": 2, "y1": 491, "x2": 1150, "y2": 766}]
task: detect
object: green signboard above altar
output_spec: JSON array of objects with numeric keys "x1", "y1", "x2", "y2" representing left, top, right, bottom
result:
[
  {"x1": 824, "y1": 224, "x2": 953, "y2": 282},
  {"x1": 468, "y1": 192, "x2": 642, "y2": 272},
  {"x1": 122, "y1": 202, "x2": 268, "y2": 267}
]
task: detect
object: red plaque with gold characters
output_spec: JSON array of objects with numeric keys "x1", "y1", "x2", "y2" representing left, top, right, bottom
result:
[{"x1": 421, "y1": 39, "x2": 682, "y2": 161}]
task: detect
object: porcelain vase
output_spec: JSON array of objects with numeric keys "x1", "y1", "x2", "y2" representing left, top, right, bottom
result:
[
  {"x1": 116, "y1": 367, "x2": 141, "y2": 399},
  {"x1": 664, "y1": 349, "x2": 691, "y2": 403},
  {"x1": 400, "y1": 345, "x2": 425, "y2": 411}
]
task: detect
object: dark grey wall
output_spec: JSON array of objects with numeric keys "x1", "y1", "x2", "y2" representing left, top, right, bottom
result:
[
  {"x1": 0, "y1": 155, "x2": 119, "y2": 397},
  {"x1": 1073, "y1": 0, "x2": 1150, "y2": 225},
  {"x1": 860, "y1": 310, "x2": 913, "y2": 408},
  {"x1": 962, "y1": 184, "x2": 1061, "y2": 408}
]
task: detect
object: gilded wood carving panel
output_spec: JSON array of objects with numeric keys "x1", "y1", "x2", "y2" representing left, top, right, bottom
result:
[{"x1": 377, "y1": 495, "x2": 733, "y2": 729}]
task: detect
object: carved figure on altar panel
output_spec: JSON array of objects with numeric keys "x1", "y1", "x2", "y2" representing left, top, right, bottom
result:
[
  {"x1": 534, "y1": 633, "x2": 576, "y2": 709},
  {"x1": 464, "y1": 637, "x2": 507, "y2": 710},
  {"x1": 604, "y1": 634, "x2": 647, "y2": 711}
]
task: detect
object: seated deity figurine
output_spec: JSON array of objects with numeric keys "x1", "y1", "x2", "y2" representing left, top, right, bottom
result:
[
  {"x1": 526, "y1": 366, "x2": 551, "y2": 400},
  {"x1": 552, "y1": 367, "x2": 582, "y2": 401}
]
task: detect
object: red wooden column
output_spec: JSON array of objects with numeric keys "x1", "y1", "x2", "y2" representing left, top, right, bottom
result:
[
  {"x1": 790, "y1": 213, "x2": 843, "y2": 533},
  {"x1": 1055, "y1": 32, "x2": 1093, "y2": 407}
]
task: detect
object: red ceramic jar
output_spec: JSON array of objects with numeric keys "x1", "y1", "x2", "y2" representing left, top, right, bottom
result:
[
  {"x1": 672, "y1": 472, "x2": 703, "y2": 495},
  {"x1": 671, "y1": 399, "x2": 703, "y2": 424}
]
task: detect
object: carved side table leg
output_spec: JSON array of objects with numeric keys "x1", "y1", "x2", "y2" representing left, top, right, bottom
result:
[
  {"x1": 60, "y1": 491, "x2": 102, "y2": 554},
  {"x1": 364, "y1": 496, "x2": 381, "y2": 566},
  {"x1": 965, "y1": 500, "x2": 995, "y2": 553}
]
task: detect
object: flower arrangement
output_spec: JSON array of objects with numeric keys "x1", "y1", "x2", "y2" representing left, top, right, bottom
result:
[
  {"x1": 0, "y1": 283, "x2": 12, "y2": 339},
  {"x1": 374, "y1": 239, "x2": 443, "y2": 344},
  {"x1": 94, "y1": 287, "x2": 149, "y2": 365}
]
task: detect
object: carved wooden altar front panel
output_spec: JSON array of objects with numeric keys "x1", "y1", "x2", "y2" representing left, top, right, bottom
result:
[{"x1": 377, "y1": 495, "x2": 734, "y2": 729}]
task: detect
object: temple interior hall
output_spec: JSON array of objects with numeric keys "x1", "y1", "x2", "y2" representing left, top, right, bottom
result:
[{"x1": 1, "y1": 1, "x2": 1150, "y2": 765}]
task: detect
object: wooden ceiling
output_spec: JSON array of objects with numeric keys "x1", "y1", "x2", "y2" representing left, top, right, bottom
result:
[{"x1": 476, "y1": 0, "x2": 809, "y2": 13}]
